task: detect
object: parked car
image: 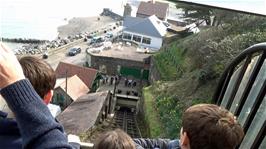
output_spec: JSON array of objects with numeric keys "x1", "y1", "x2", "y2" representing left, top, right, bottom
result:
[
  {"x1": 68, "y1": 47, "x2": 81, "y2": 56},
  {"x1": 105, "y1": 33, "x2": 113, "y2": 38},
  {"x1": 87, "y1": 34, "x2": 94, "y2": 39},
  {"x1": 94, "y1": 42, "x2": 104, "y2": 48},
  {"x1": 42, "y1": 51, "x2": 48, "y2": 59},
  {"x1": 90, "y1": 36, "x2": 104, "y2": 45}
]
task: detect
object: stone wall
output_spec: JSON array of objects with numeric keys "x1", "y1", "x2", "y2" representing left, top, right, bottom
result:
[
  {"x1": 88, "y1": 53, "x2": 147, "y2": 75},
  {"x1": 148, "y1": 56, "x2": 161, "y2": 83},
  {"x1": 101, "y1": 8, "x2": 123, "y2": 21}
]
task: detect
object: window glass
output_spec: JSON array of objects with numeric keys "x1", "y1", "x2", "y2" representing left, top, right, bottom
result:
[
  {"x1": 239, "y1": 95, "x2": 266, "y2": 149},
  {"x1": 230, "y1": 55, "x2": 260, "y2": 113},
  {"x1": 220, "y1": 65, "x2": 242, "y2": 108},
  {"x1": 142, "y1": 37, "x2": 151, "y2": 44},
  {"x1": 123, "y1": 33, "x2": 132, "y2": 40},
  {"x1": 259, "y1": 135, "x2": 266, "y2": 149},
  {"x1": 133, "y1": 35, "x2": 141, "y2": 42},
  {"x1": 238, "y1": 59, "x2": 266, "y2": 126}
]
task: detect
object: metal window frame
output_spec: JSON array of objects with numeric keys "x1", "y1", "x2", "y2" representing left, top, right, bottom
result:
[{"x1": 213, "y1": 43, "x2": 266, "y2": 149}]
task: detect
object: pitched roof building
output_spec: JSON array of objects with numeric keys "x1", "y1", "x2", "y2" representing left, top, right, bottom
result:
[
  {"x1": 137, "y1": 1, "x2": 169, "y2": 21},
  {"x1": 55, "y1": 62, "x2": 98, "y2": 89},
  {"x1": 55, "y1": 75, "x2": 90, "y2": 101},
  {"x1": 53, "y1": 75, "x2": 90, "y2": 110},
  {"x1": 122, "y1": 15, "x2": 167, "y2": 50},
  {"x1": 56, "y1": 91, "x2": 111, "y2": 135},
  {"x1": 124, "y1": 15, "x2": 167, "y2": 38}
]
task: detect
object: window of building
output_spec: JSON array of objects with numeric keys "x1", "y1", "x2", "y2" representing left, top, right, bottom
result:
[
  {"x1": 99, "y1": 65, "x2": 107, "y2": 73},
  {"x1": 133, "y1": 35, "x2": 141, "y2": 42},
  {"x1": 142, "y1": 37, "x2": 151, "y2": 44},
  {"x1": 123, "y1": 33, "x2": 132, "y2": 40},
  {"x1": 117, "y1": 65, "x2": 121, "y2": 73}
]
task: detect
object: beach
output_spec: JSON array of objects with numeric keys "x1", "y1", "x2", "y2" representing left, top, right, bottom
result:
[{"x1": 58, "y1": 16, "x2": 118, "y2": 39}]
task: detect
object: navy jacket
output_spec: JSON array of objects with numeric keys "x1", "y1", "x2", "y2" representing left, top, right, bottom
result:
[
  {"x1": 0, "y1": 79, "x2": 73, "y2": 148},
  {"x1": 0, "y1": 111, "x2": 22, "y2": 149}
]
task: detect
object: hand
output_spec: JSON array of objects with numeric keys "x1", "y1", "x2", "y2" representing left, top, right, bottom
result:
[{"x1": 0, "y1": 44, "x2": 25, "y2": 88}]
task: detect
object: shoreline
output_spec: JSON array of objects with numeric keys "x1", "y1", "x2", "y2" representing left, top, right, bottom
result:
[
  {"x1": 3, "y1": 9, "x2": 120, "y2": 45},
  {"x1": 1, "y1": 38, "x2": 48, "y2": 44},
  {"x1": 4, "y1": 12, "x2": 121, "y2": 56}
]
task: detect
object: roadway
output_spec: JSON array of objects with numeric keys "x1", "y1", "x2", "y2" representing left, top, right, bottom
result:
[
  {"x1": 44, "y1": 26, "x2": 122, "y2": 70},
  {"x1": 44, "y1": 39, "x2": 89, "y2": 70}
]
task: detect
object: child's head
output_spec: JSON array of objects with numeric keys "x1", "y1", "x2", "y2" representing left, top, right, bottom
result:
[
  {"x1": 93, "y1": 129, "x2": 135, "y2": 149},
  {"x1": 180, "y1": 104, "x2": 244, "y2": 149},
  {"x1": 19, "y1": 56, "x2": 56, "y2": 104}
]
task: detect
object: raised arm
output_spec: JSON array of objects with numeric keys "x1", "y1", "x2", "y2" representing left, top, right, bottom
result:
[{"x1": 0, "y1": 44, "x2": 73, "y2": 148}]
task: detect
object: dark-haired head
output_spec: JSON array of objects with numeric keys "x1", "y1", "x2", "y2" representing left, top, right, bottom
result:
[
  {"x1": 180, "y1": 104, "x2": 244, "y2": 149},
  {"x1": 93, "y1": 129, "x2": 135, "y2": 149},
  {"x1": 19, "y1": 56, "x2": 55, "y2": 104}
]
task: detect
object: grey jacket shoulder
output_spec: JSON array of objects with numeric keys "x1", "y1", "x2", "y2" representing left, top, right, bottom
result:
[{"x1": 134, "y1": 138, "x2": 180, "y2": 149}]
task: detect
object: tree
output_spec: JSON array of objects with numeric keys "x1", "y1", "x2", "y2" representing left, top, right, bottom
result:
[
  {"x1": 175, "y1": 2, "x2": 212, "y2": 25},
  {"x1": 175, "y1": 2, "x2": 240, "y2": 26}
]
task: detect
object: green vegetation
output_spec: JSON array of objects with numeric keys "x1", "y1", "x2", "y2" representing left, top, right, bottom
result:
[
  {"x1": 143, "y1": 86, "x2": 164, "y2": 137},
  {"x1": 154, "y1": 42, "x2": 185, "y2": 80},
  {"x1": 143, "y1": 11, "x2": 266, "y2": 138},
  {"x1": 144, "y1": 79, "x2": 212, "y2": 138}
]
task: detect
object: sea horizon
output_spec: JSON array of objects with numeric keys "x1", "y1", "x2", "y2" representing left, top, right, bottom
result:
[{"x1": 0, "y1": 0, "x2": 146, "y2": 41}]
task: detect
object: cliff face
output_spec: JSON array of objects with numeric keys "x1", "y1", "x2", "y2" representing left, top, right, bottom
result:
[{"x1": 144, "y1": 15, "x2": 266, "y2": 138}]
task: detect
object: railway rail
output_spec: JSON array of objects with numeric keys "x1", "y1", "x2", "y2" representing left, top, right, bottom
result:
[{"x1": 114, "y1": 109, "x2": 142, "y2": 138}]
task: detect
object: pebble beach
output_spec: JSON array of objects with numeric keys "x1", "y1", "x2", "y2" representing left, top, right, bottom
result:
[{"x1": 58, "y1": 16, "x2": 118, "y2": 39}]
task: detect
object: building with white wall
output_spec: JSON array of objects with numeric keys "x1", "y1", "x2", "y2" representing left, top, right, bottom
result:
[{"x1": 122, "y1": 15, "x2": 167, "y2": 50}]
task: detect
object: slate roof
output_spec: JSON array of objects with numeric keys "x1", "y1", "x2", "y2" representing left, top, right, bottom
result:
[
  {"x1": 123, "y1": 15, "x2": 167, "y2": 38},
  {"x1": 123, "y1": 17, "x2": 144, "y2": 28},
  {"x1": 55, "y1": 75, "x2": 90, "y2": 101},
  {"x1": 56, "y1": 91, "x2": 109, "y2": 135},
  {"x1": 55, "y1": 62, "x2": 98, "y2": 88},
  {"x1": 137, "y1": 1, "x2": 169, "y2": 20}
]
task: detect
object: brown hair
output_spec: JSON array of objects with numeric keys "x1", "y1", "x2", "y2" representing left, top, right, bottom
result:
[
  {"x1": 182, "y1": 104, "x2": 244, "y2": 149},
  {"x1": 93, "y1": 129, "x2": 135, "y2": 149},
  {"x1": 19, "y1": 56, "x2": 56, "y2": 99}
]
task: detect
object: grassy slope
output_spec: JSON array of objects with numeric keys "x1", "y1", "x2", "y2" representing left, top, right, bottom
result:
[
  {"x1": 143, "y1": 15, "x2": 266, "y2": 138},
  {"x1": 142, "y1": 86, "x2": 165, "y2": 137}
]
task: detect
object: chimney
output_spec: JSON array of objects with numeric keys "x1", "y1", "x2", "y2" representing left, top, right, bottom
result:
[{"x1": 123, "y1": 3, "x2": 132, "y2": 18}]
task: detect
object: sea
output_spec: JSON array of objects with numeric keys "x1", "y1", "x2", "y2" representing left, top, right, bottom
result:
[
  {"x1": 1, "y1": 0, "x2": 265, "y2": 50},
  {"x1": 0, "y1": 0, "x2": 148, "y2": 49}
]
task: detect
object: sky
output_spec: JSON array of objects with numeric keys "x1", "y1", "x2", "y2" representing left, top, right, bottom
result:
[
  {"x1": 0, "y1": 0, "x2": 265, "y2": 39},
  {"x1": 1, "y1": 0, "x2": 265, "y2": 18},
  {"x1": 0, "y1": 0, "x2": 128, "y2": 20},
  {"x1": 180, "y1": 0, "x2": 266, "y2": 15},
  {"x1": 0, "y1": 0, "x2": 131, "y2": 39}
]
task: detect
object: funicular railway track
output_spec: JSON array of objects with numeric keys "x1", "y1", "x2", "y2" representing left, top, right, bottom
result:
[{"x1": 114, "y1": 109, "x2": 141, "y2": 138}]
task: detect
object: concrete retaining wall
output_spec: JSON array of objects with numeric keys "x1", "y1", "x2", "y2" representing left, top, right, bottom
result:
[
  {"x1": 88, "y1": 53, "x2": 146, "y2": 75},
  {"x1": 148, "y1": 56, "x2": 161, "y2": 83}
]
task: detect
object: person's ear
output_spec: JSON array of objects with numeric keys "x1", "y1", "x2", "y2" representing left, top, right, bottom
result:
[
  {"x1": 180, "y1": 131, "x2": 190, "y2": 149},
  {"x1": 43, "y1": 90, "x2": 53, "y2": 105}
]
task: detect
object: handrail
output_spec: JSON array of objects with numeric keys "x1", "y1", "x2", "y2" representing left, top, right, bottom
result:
[
  {"x1": 212, "y1": 42, "x2": 266, "y2": 149},
  {"x1": 213, "y1": 42, "x2": 266, "y2": 103}
]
